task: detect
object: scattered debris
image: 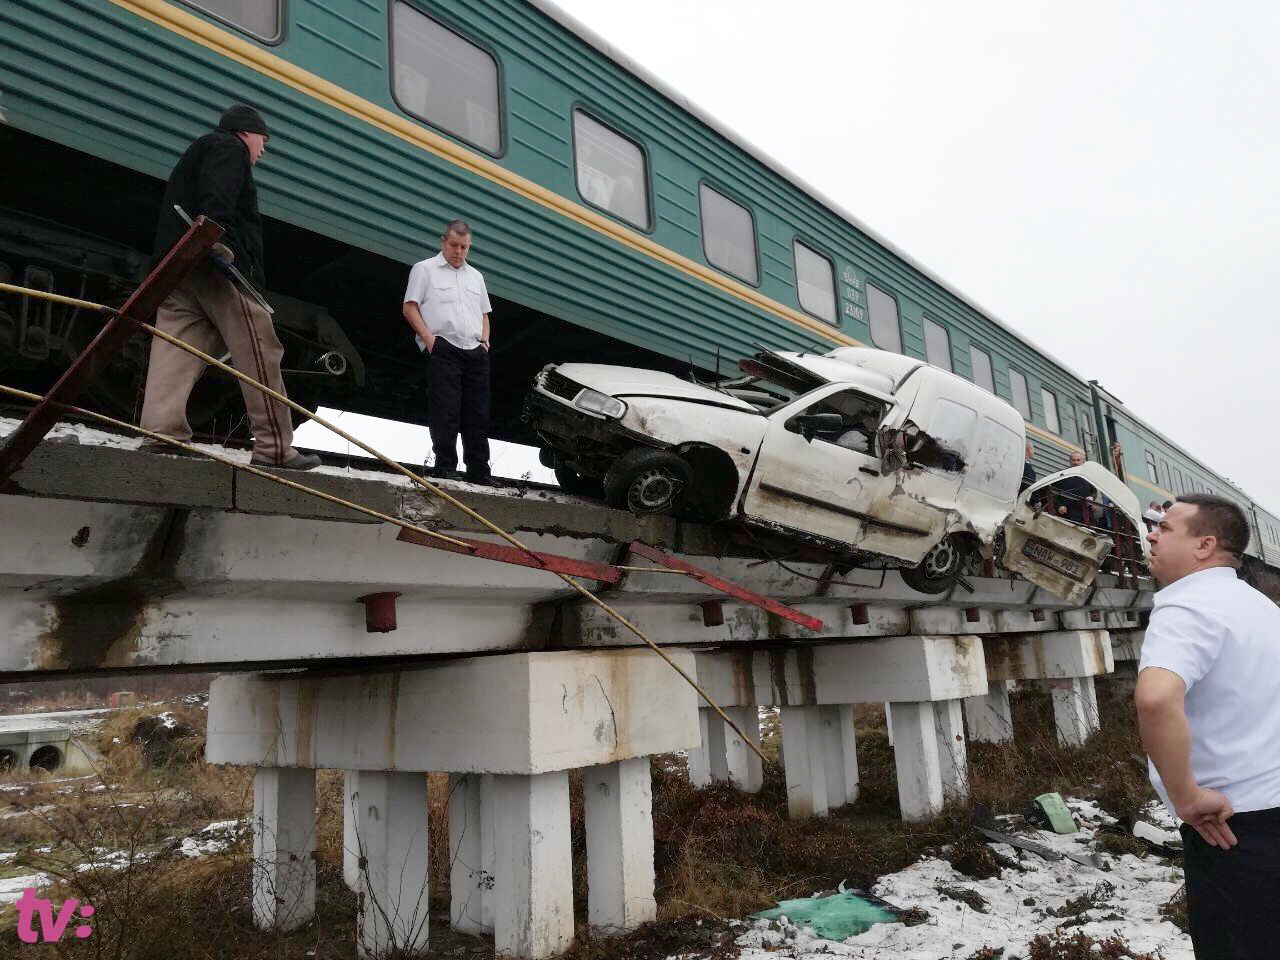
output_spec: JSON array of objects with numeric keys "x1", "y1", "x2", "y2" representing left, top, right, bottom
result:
[
  {"x1": 751, "y1": 882, "x2": 902, "y2": 940},
  {"x1": 1030, "y1": 793, "x2": 1078, "y2": 834}
]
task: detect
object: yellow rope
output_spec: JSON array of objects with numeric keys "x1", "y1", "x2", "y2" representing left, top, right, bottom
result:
[{"x1": 0, "y1": 281, "x2": 768, "y2": 763}]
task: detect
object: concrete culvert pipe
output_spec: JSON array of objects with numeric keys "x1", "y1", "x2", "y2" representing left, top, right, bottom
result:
[
  {"x1": 0, "y1": 748, "x2": 16, "y2": 772},
  {"x1": 28, "y1": 744, "x2": 62, "y2": 772}
]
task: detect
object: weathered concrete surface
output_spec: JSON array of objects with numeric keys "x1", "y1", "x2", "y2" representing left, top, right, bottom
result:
[
  {"x1": 1110, "y1": 629, "x2": 1145, "y2": 662},
  {"x1": 252, "y1": 766, "x2": 317, "y2": 933},
  {"x1": 694, "y1": 636, "x2": 988, "y2": 707},
  {"x1": 982, "y1": 630, "x2": 1114, "y2": 683},
  {"x1": 205, "y1": 651, "x2": 701, "y2": 774}
]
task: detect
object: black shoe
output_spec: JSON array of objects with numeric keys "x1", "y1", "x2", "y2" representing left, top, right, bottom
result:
[
  {"x1": 250, "y1": 452, "x2": 322, "y2": 471},
  {"x1": 137, "y1": 439, "x2": 201, "y2": 458},
  {"x1": 426, "y1": 466, "x2": 461, "y2": 481},
  {"x1": 465, "y1": 472, "x2": 495, "y2": 487}
]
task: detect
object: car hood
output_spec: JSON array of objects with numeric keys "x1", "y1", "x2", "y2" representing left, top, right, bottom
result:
[
  {"x1": 551, "y1": 363, "x2": 757, "y2": 412},
  {"x1": 1022, "y1": 461, "x2": 1150, "y2": 558}
]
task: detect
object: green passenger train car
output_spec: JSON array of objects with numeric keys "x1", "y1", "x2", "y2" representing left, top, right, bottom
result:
[{"x1": 1, "y1": 0, "x2": 1276, "y2": 571}]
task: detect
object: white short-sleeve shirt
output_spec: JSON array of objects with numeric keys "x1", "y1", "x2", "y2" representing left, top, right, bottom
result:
[
  {"x1": 403, "y1": 252, "x2": 492, "y2": 352},
  {"x1": 1139, "y1": 566, "x2": 1280, "y2": 814}
]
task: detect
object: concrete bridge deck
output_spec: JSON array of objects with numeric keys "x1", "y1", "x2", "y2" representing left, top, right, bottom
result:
[{"x1": 1, "y1": 418, "x2": 1151, "y2": 679}]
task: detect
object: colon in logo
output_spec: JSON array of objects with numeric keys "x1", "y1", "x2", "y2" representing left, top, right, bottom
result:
[{"x1": 14, "y1": 888, "x2": 95, "y2": 944}]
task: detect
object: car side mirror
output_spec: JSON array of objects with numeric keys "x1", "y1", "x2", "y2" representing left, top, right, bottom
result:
[{"x1": 791, "y1": 412, "x2": 845, "y2": 442}]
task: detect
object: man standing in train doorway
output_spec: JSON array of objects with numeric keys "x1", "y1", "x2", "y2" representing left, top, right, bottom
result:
[
  {"x1": 139, "y1": 104, "x2": 320, "y2": 470},
  {"x1": 402, "y1": 220, "x2": 493, "y2": 484}
]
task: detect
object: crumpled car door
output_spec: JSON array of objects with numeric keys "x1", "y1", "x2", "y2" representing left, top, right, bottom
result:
[{"x1": 999, "y1": 461, "x2": 1147, "y2": 602}]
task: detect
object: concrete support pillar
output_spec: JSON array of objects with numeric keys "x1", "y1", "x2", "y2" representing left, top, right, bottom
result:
[
  {"x1": 964, "y1": 680, "x2": 1014, "y2": 744},
  {"x1": 492, "y1": 771, "x2": 575, "y2": 959},
  {"x1": 343, "y1": 770, "x2": 359, "y2": 891},
  {"x1": 1050, "y1": 676, "x2": 1100, "y2": 746},
  {"x1": 818, "y1": 705, "x2": 859, "y2": 809},
  {"x1": 779, "y1": 705, "x2": 828, "y2": 819},
  {"x1": 449, "y1": 773, "x2": 496, "y2": 935},
  {"x1": 932, "y1": 699, "x2": 969, "y2": 800},
  {"x1": 351, "y1": 772, "x2": 430, "y2": 958},
  {"x1": 707, "y1": 706, "x2": 764, "y2": 793},
  {"x1": 686, "y1": 709, "x2": 712, "y2": 787},
  {"x1": 884, "y1": 703, "x2": 894, "y2": 746},
  {"x1": 252, "y1": 766, "x2": 317, "y2": 933},
  {"x1": 888, "y1": 702, "x2": 943, "y2": 822},
  {"x1": 583, "y1": 758, "x2": 657, "y2": 931}
]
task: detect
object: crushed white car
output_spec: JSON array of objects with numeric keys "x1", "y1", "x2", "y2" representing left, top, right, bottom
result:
[{"x1": 524, "y1": 347, "x2": 1146, "y2": 598}]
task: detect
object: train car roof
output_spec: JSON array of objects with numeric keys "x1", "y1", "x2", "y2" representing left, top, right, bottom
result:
[{"x1": 529, "y1": 0, "x2": 1092, "y2": 388}]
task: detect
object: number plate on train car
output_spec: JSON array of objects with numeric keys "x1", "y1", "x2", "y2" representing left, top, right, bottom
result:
[{"x1": 1021, "y1": 539, "x2": 1088, "y2": 582}]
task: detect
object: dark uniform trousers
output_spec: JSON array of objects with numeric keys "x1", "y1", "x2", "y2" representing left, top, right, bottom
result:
[
  {"x1": 1181, "y1": 807, "x2": 1280, "y2": 959},
  {"x1": 427, "y1": 338, "x2": 490, "y2": 477}
]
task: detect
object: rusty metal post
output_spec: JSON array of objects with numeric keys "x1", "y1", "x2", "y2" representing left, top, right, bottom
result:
[
  {"x1": 0, "y1": 217, "x2": 224, "y2": 481},
  {"x1": 357, "y1": 592, "x2": 402, "y2": 633}
]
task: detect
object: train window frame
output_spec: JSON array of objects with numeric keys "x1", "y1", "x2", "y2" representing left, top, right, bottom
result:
[
  {"x1": 570, "y1": 107, "x2": 653, "y2": 232},
  {"x1": 388, "y1": 1, "x2": 507, "y2": 158},
  {"x1": 697, "y1": 181, "x2": 760, "y2": 286},
  {"x1": 1040, "y1": 387, "x2": 1061, "y2": 434},
  {"x1": 864, "y1": 281, "x2": 904, "y2": 354},
  {"x1": 1145, "y1": 451, "x2": 1158, "y2": 484},
  {"x1": 1159, "y1": 457, "x2": 1171, "y2": 491},
  {"x1": 1008, "y1": 367, "x2": 1032, "y2": 421},
  {"x1": 968, "y1": 344, "x2": 995, "y2": 393},
  {"x1": 179, "y1": 0, "x2": 285, "y2": 44},
  {"x1": 792, "y1": 237, "x2": 839, "y2": 325},
  {"x1": 922, "y1": 316, "x2": 953, "y2": 371}
]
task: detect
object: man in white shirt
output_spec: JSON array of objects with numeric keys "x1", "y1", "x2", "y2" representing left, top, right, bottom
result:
[
  {"x1": 1136, "y1": 493, "x2": 1280, "y2": 959},
  {"x1": 1143, "y1": 500, "x2": 1165, "y2": 532},
  {"x1": 402, "y1": 221, "x2": 493, "y2": 483}
]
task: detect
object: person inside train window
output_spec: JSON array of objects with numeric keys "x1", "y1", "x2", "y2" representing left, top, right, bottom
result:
[
  {"x1": 1048, "y1": 450, "x2": 1097, "y2": 524},
  {"x1": 402, "y1": 220, "x2": 494, "y2": 485}
]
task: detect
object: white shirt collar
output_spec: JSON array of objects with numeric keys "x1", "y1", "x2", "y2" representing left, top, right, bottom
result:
[
  {"x1": 432, "y1": 251, "x2": 464, "y2": 272},
  {"x1": 1154, "y1": 565, "x2": 1236, "y2": 603}
]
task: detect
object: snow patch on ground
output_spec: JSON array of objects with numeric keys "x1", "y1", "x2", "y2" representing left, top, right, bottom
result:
[
  {"x1": 178, "y1": 819, "x2": 247, "y2": 858},
  {"x1": 0, "y1": 874, "x2": 46, "y2": 905},
  {"x1": 708, "y1": 799, "x2": 1190, "y2": 960}
]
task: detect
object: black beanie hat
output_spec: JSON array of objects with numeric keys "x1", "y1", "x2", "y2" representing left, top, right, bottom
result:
[{"x1": 218, "y1": 104, "x2": 270, "y2": 138}]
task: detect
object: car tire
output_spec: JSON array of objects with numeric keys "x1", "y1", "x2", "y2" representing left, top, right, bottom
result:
[
  {"x1": 603, "y1": 447, "x2": 692, "y2": 515},
  {"x1": 554, "y1": 461, "x2": 603, "y2": 498},
  {"x1": 902, "y1": 535, "x2": 966, "y2": 594}
]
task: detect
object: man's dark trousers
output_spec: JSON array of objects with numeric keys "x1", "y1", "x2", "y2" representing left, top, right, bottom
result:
[
  {"x1": 427, "y1": 339, "x2": 490, "y2": 478},
  {"x1": 1180, "y1": 807, "x2": 1280, "y2": 959}
]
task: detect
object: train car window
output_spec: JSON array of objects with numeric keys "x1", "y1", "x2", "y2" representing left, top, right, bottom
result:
[
  {"x1": 699, "y1": 184, "x2": 758, "y2": 284},
  {"x1": 1174, "y1": 467, "x2": 1186, "y2": 493},
  {"x1": 1158, "y1": 457, "x2": 1171, "y2": 491},
  {"x1": 865, "y1": 283, "x2": 903, "y2": 353},
  {"x1": 922, "y1": 317, "x2": 953, "y2": 371},
  {"x1": 181, "y1": 0, "x2": 282, "y2": 42},
  {"x1": 968, "y1": 345, "x2": 994, "y2": 393},
  {"x1": 1040, "y1": 388, "x2": 1060, "y2": 433},
  {"x1": 1008, "y1": 368, "x2": 1031, "y2": 421},
  {"x1": 1145, "y1": 451, "x2": 1158, "y2": 484},
  {"x1": 391, "y1": 3, "x2": 501, "y2": 154},
  {"x1": 793, "y1": 241, "x2": 837, "y2": 323},
  {"x1": 572, "y1": 111, "x2": 650, "y2": 229}
]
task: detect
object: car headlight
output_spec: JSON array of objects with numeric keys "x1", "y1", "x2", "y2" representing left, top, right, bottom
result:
[{"x1": 575, "y1": 389, "x2": 627, "y2": 419}]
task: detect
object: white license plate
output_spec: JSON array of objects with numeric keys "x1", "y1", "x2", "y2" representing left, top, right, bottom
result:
[{"x1": 1022, "y1": 539, "x2": 1089, "y2": 582}]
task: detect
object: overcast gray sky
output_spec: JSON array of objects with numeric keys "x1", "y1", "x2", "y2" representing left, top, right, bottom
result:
[{"x1": 543, "y1": 0, "x2": 1280, "y2": 510}]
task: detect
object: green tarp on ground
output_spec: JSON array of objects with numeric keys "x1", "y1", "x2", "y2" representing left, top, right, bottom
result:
[{"x1": 751, "y1": 883, "x2": 900, "y2": 940}]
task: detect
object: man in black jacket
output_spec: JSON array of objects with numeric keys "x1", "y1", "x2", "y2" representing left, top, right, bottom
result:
[{"x1": 139, "y1": 104, "x2": 319, "y2": 470}]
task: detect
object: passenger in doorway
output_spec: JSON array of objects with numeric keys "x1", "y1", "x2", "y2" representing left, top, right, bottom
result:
[
  {"x1": 1137, "y1": 494, "x2": 1280, "y2": 959},
  {"x1": 1020, "y1": 441, "x2": 1037, "y2": 492},
  {"x1": 139, "y1": 104, "x2": 319, "y2": 470},
  {"x1": 1048, "y1": 450, "x2": 1096, "y2": 524},
  {"x1": 1143, "y1": 501, "x2": 1165, "y2": 532},
  {"x1": 402, "y1": 220, "x2": 494, "y2": 484}
]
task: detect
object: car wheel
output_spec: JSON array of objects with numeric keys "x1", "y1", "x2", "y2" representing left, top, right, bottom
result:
[
  {"x1": 902, "y1": 535, "x2": 965, "y2": 594},
  {"x1": 604, "y1": 448, "x2": 692, "y2": 514},
  {"x1": 554, "y1": 461, "x2": 603, "y2": 499}
]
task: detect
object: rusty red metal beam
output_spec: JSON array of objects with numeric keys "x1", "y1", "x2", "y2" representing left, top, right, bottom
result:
[
  {"x1": 396, "y1": 527, "x2": 624, "y2": 583},
  {"x1": 0, "y1": 217, "x2": 225, "y2": 482},
  {"x1": 628, "y1": 541, "x2": 824, "y2": 631}
]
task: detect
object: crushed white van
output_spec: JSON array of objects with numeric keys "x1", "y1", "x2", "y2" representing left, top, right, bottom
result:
[{"x1": 524, "y1": 347, "x2": 1146, "y2": 598}]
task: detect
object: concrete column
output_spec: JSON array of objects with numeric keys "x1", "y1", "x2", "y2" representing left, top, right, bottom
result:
[
  {"x1": 583, "y1": 758, "x2": 657, "y2": 931},
  {"x1": 932, "y1": 699, "x2": 969, "y2": 800},
  {"x1": 492, "y1": 771, "x2": 575, "y2": 959},
  {"x1": 964, "y1": 680, "x2": 1014, "y2": 743},
  {"x1": 819, "y1": 705, "x2": 859, "y2": 809},
  {"x1": 884, "y1": 703, "x2": 894, "y2": 746},
  {"x1": 449, "y1": 773, "x2": 496, "y2": 935},
  {"x1": 252, "y1": 766, "x2": 317, "y2": 933},
  {"x1": 343, "y1": 770, "x2": 359, "y2": 891},
  {"x1": 779, "y1": 705, "x2": 828, "y2": 819},
  {"x1": 686, "y1": 709, "x2": 712, "y2": 787},
  {"x1": 888, "y1": 702, "x2": 943, "y2": 822},
  {"x1": 1050, "y1": 676, "x2": 1100, "y2": 746},
  {"x1": 351, "y1": 772, "x2": 430, "y2": 958},
  {"x1": 707, "y1": 706, "x2": 764, "y2": 793}
]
